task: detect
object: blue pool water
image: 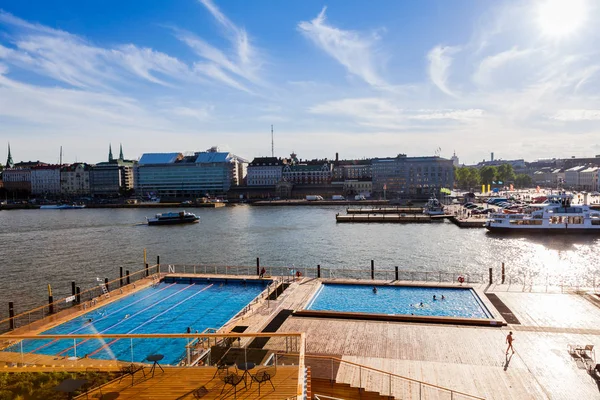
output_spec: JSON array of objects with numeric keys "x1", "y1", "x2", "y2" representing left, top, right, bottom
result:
[
  {"x1": 307, "y1": 284, "x2": 493, "y2": 319},
  {"x1": 10, "y1": 279, "x2": 267, "y2": 365}
]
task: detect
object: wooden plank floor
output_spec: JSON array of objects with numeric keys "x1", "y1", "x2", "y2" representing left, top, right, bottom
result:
[{"x1": 84, "y1": 365, "x2": 299, "y2": 399}]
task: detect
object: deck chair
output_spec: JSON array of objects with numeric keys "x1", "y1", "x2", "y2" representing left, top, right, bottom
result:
[
  {"x1": 250, "y1": 366, "x2": 276, "y2": 395},
  {"x1": 220, "y1": 371, "x2": 246, "y2": 399}
]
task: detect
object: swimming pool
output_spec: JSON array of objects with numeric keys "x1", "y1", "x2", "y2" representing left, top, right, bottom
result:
[
  {"x1": 306, "y1": 283, "x2": 493, "y2": 319},
  {"x1": 10, "y1": 279, "x2": 268, "y2": 365}
]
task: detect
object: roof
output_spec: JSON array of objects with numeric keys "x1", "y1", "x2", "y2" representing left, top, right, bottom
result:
[
  {"x1": 249, "y1": 157, "x2": 282, "y2": 166},
  {"x1": 195, "y1": 152, "x2": 232, "y2": 163},
  {"x1": 138, "y1": 153, "x2": 181, "y2": 165},
  {"x1": 580, "y1": 167, "x2": 599, "y2": 173}
]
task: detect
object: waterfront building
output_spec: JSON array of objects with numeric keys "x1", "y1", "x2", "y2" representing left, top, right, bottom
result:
[
  {"x1": 282, "y1": 154, "x2": 333, "y2": 185},
  {"x1": 61, "y1": 163, "x2": 92, "y2": 196},
  {"x1": 90, "y1": 144, "x2": 136, "y2": 197},
  {"x1": 246, "y1": 157, "x2": 285, "y2": 186},
  {"x1": 31, "y1": 165, "x2": 62, "y2": 196},
  {"x1": 564, "y1": 165, "x2": 587, "y2": 190},
  {"x1": 343, "y1": 179, "x2": 372, "y2": 196},
  {"x1": 372, "y1": 154, "x2": 454, "y2": 198},
  {"x1": 2, "y1": 167, "x2": 31, "y2": 194},
  {"x1": 135, "y1": 147, "x2": 247, "y2": 199},
  {"x1": 333, "y1": 160, "x2": 372, "y2": 181},
  {"x1": 451, "y1": 151, "x2": 460, "y2": 167},
  {"x1": 579, "y1": 167, "x2": 599, "y2": 192}
]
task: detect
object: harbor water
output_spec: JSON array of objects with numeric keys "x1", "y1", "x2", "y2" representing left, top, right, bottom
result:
[{"x1": 1, "y1": 205, "x2": 599, "y2": 318}]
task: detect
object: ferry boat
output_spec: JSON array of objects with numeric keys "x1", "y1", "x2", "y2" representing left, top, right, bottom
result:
[
  {"x1": 146, "y1": 211, "x2": 200, "y2": 226},
  {"x1": 486, "y1": 194, "x2": 600, "y2": 233},
  {"x1": 423, "y1": 197, "x2": 445, "y2": 215},
  {"x1": 40, "y1": 204, "x2": 86, "y2": 210}
]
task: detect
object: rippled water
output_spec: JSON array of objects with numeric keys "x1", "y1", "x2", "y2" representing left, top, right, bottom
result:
[{"x1": 1, "y1": 205, "x2": 599, "y2": 318}]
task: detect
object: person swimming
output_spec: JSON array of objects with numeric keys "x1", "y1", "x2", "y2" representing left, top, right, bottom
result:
[
  {"x1": 372, "y1": 287, "x2": 378, "y2": 294},
  {"x1": 124, "y1": 314, "x2": 130, "y2": 319},
  {"x1": 433, "y1": 295, "x2": 437, "y2": 301},
  {"x1": 441, "y1": 295, "x2": 445, "y2": 300},
  {"x1": 420, "y1": 302, "x2": 424, "y2": 307}
]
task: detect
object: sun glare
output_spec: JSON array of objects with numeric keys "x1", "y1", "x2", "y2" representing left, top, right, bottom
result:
[{"x1": 537, "y1": 0, "x2": 586, "y2": 37}]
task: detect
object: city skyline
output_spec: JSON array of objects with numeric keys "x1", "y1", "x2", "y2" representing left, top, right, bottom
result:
[{"x1": 1, "y1": 0, "x2": 600, "y2": 164}]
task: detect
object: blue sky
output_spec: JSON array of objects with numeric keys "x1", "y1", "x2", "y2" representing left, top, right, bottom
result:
[{"x1": 1, "y1": 0, "x2": 599, "y2": 165}]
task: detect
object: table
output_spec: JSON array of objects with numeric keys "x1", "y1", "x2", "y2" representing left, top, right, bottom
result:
[
  {"x1": 237, "y1": 362, "x2": 256, "y2": 382},
  {"x1": 53, "y1": 378, "x2": 88, "y2": 400},
  {"x1": 146, "y1": 354, "x2": 165, "y2": 377}
]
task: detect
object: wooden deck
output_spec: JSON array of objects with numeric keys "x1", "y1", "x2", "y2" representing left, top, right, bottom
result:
[{"x1": 83, "y1": 365, "x2": 299, "y2": 399}]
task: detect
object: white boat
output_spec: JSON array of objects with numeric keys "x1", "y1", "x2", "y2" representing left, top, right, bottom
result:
[
  {"x1": 486, "y1": 193, "x2": 600, "y2": 233},
  {"x1": 423, "y1": 197, "x2": 445, "y2": 215},
  {"x1": 40, "y1": 204, "x2": 86, "y2": 210},
  {"x1": 147, "y1": 211, "x2": 200, "y2": 226}
]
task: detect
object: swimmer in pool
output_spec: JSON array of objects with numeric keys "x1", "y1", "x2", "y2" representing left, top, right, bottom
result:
[
  {"x1": 124, "y1": 314, "x2": 130, "y2": 319},
  {"x1": 433, "y1": 295, "x2": 437, "y2": 301},
  {"x1": 441, "y1": 295, "x2": 445, "y2": 300},
  {"x1": 420, "y1": 302, "x2": 424, "y2": 307},
  {"x1": 372, "y1": 287, "x2": 377, "y2": 294}
]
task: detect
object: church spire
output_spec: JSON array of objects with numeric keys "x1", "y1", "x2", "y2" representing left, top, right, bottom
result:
[
  {"x1": 119, "y1": 143, "x2": 124, "y2": 161},
  {"x1": 108, "y1": 144, "x2": 114, "y2": 162},
  {"x1": 6, "y1": 143, "x2": 14, "y2": 168}
]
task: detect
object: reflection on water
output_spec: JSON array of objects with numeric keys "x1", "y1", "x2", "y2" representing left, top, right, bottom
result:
[{"x1": 1, "y1": 205, "x2": 599, "y2": 317}]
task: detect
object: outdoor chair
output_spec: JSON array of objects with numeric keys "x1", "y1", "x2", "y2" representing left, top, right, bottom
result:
[
  {"x1": 118, "y1": 363, "x2": 146, "y2": 386},
  {"x1": 250, "y1": 366, "x2": 276, "y2": 395},
  {"x1": 220, "y1": 371, "x2": 246, "y2": 399},
  {"x1": 212, "y1": 359, "x2": 236, "y2": 379}
]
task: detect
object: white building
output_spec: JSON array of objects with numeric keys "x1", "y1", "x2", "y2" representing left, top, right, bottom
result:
[
  {"x1": 31, "y1": 165, "x2": 61, "y2": 195},
  {"x1": 246, "y1": 157, "x2": 284, "y2": 186},
  {"x1": 564, "y1": 166, "x2": 586, "y2": 189},
  {"x1": 579, "y1": 167, "x2": 599, "y2": 192},
  {"x1": 61, "y1": 163, "x2": 92, "y2": 195}
]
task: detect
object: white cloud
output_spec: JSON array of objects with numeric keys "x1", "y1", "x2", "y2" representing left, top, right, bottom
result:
[
  {"x1": 473, "y1": 47, "x2": 532, "y2": 86},
  {"x1": 298, "y1": 7, "x2": 386, "y2": 87},
  {"x1": 427, "y1": 45, "x2": 460, "y2": 97},
  {"x1": 550, "y1": 109, "x2": 600, "y2": 121}
]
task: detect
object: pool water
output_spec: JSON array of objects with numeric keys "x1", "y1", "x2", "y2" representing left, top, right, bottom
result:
[
  {"x1": 307, "y1": 284, "x2": 493, "y2": 319},
  {"x1": 11, "y1": 280, "x2": 267, "y2": 365}
]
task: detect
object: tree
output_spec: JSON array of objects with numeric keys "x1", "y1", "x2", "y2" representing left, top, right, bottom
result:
[
  {"x1": 514, "y1": 174, "x2": 533, "y2": 188},
  {"x1": 496, "y1": 164, "x2": 515, "y2": 183},
  {"x1": 479, "y1": 166, "x2": 497, "y2": 185},
  {"x1": 454, "y1": 167, "x2": 480, "y2": 189}
]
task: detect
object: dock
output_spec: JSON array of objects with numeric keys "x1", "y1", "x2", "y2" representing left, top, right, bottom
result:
[
  {"x1": 346, "y1": 206, "x2": 423, "y2": 214},
  {"x1": 448, "y1": 215, "x2": 487, "y2": 228},
  {"x1": 336, "y1": 213, "x2": 450, "y2": 223}
]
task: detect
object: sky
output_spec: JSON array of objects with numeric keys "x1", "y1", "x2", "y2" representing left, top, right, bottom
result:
[{"x1": 1, "y1": 0, "x2": 600, "y2": 165}]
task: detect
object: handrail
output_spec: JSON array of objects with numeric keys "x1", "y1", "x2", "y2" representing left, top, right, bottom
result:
[
  {"x1": 280, "y1": 352, "x2": 485, "y2": 400},
  {"x1": 0, "y1": 264, "x2": 160, "y2": 326}
]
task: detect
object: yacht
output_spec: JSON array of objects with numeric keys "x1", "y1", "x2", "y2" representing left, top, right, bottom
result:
[
  {"x1": 423, "y1": 197, "x2": 445, "y2": 215},
  {"x1": 486, "y1": 194, "x2": 600, "y2": 233},
  {"x1": 147, "y1": 211, "x2": 200, "y2": 226}
]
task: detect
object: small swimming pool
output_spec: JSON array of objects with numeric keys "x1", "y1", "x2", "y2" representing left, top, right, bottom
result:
[
  {"x1": 306, "y1": 283, "x2": 493, "y2": 319},
  {"x1": 9, "y1": 279, "x2": 268, "y2": 365}
]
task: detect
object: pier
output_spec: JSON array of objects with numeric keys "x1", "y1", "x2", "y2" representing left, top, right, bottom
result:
[
  {"x1": 346, "y1": 206, "x2": 423, "y2": 214},
  {"x1": 336, "y1": 213, "x2": 448, "y2": 223}
]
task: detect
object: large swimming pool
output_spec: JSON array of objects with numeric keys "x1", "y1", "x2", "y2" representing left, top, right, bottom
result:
[
  {"x1": 9, "y1": 279, "x2": 268, "y2": 365},
  {"x1": 306, "y1": 283, "x2": 493, "y2": 319}
]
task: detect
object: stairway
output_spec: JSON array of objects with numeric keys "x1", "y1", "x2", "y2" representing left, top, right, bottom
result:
[{"x1": 311, "y1": 378, "x2": 391, "y2": 400}]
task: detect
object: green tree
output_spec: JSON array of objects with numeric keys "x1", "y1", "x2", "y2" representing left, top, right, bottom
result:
[
  {"x1": 454, "y1": 167, "x2": 480, "y2": 189},
  {"x1": 479, "y1": 166, "x2": 497, "y2": 185},
  {"x1": 514, "y1": 173, "x2": 533, "y2": 188},
  {"x1": 496, "y1": 164, "x2": 515, "y2": 183}
]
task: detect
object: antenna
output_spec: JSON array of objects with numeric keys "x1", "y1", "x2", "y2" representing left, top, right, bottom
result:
[
  {"x1": 271, "y1": 125, "x2": 274, "y2": 158},
  {"x1": 59, "y1": 146, "x2": 62, "y2": 166}
]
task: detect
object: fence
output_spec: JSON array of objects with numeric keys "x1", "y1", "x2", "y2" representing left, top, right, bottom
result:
[
  {"x1": 0, "y1": 264, "x2": 160, "y2": 334},
  {"x1": 276, "y1": 353, "x2": 484, "y2": 400},
  {"x1": 0, "y1": 332, "x2": 306, "y2": 400}
]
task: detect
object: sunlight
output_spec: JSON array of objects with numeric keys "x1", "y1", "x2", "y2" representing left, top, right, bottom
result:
[{"x1": 537, "y1": 0, "x2": 587, "y2": 37}]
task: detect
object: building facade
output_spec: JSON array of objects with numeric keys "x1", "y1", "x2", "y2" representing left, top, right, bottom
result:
[
  {"x1": 61, "y1": 163, "x2": 92, "y2": 196},
  {"x1": 2, "y1": 168, "x2": 31, "y2": 194},
  {"x1": 90, "y1": 145, "x2": 136, "y2": 196},
  {"x1": 333, "y1": 160, "x2": 372, "y2": 181},
  {"x1": 134, "y1": 147, "x2": 247, "y2": 198},
  {"x1": 579, "y1": 167, "x2": 599, "y2": 192},
  {"x1": 246, "y1": 157, "x2": 284, "y2": 186},
  {"x1": 31, "y1": 165, "x2": 61, "y2": 195},
  {"x1": 371, "y1": 155, "x2": 454, "y2": 198},
  {"x1": 564, "y1": 166, "x2": 586, "y2": 189},
  {"x1": 282, "y1": 163, "x2": 333, "y2": 185}
]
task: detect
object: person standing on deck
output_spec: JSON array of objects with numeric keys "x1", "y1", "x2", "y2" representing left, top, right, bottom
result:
[{"x1": 506, "y1": 331, "x2": 515, "y2": 354}]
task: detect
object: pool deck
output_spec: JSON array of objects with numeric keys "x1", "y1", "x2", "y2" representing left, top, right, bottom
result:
[{"x1": 4, "y1": 273, "x2": 600, "y2": 398}]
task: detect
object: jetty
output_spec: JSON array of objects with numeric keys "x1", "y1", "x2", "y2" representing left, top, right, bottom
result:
[
  {"x1": 346, "y1": 206, "x2": 423, "y2": 214},
  {"x1": 336, "y1": 213, "x2": 449, "y2": 223}
]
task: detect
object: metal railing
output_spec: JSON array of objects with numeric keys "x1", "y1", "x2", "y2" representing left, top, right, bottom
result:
[
  {"x1": 276, "y1": 353, "x2": 485, "y2": 400},
  {"x1": 0, "y1": 265, "x2": 160, "y2": 333},
  {"x1": 0, "y1": 332, "x2": 306, "y2": 400}
]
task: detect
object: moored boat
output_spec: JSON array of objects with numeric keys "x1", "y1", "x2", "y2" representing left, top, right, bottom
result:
[
  {"x1": 423, "y1": 197, "x2": 445, "y2": 215},
  {"x1": 40, "y1": 204, "x2": 86, "y2": 209},
  {"x1": 486, "y1": 193, "x2": 600, "y2": 233},
  {"x1": 146, "y1": 211, "x2": 200, "y2": 226}
]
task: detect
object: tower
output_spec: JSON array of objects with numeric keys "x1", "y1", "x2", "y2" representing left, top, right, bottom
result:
[
  {"x1": 108, "y1": 144, "x2": 114, "y2": 162},
  {"x1": 6, "y1": 143, "x2": 14, "y2": 168},
  {"x1": 119, "y1": 143, "x2": 124, "y2": 161}
]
